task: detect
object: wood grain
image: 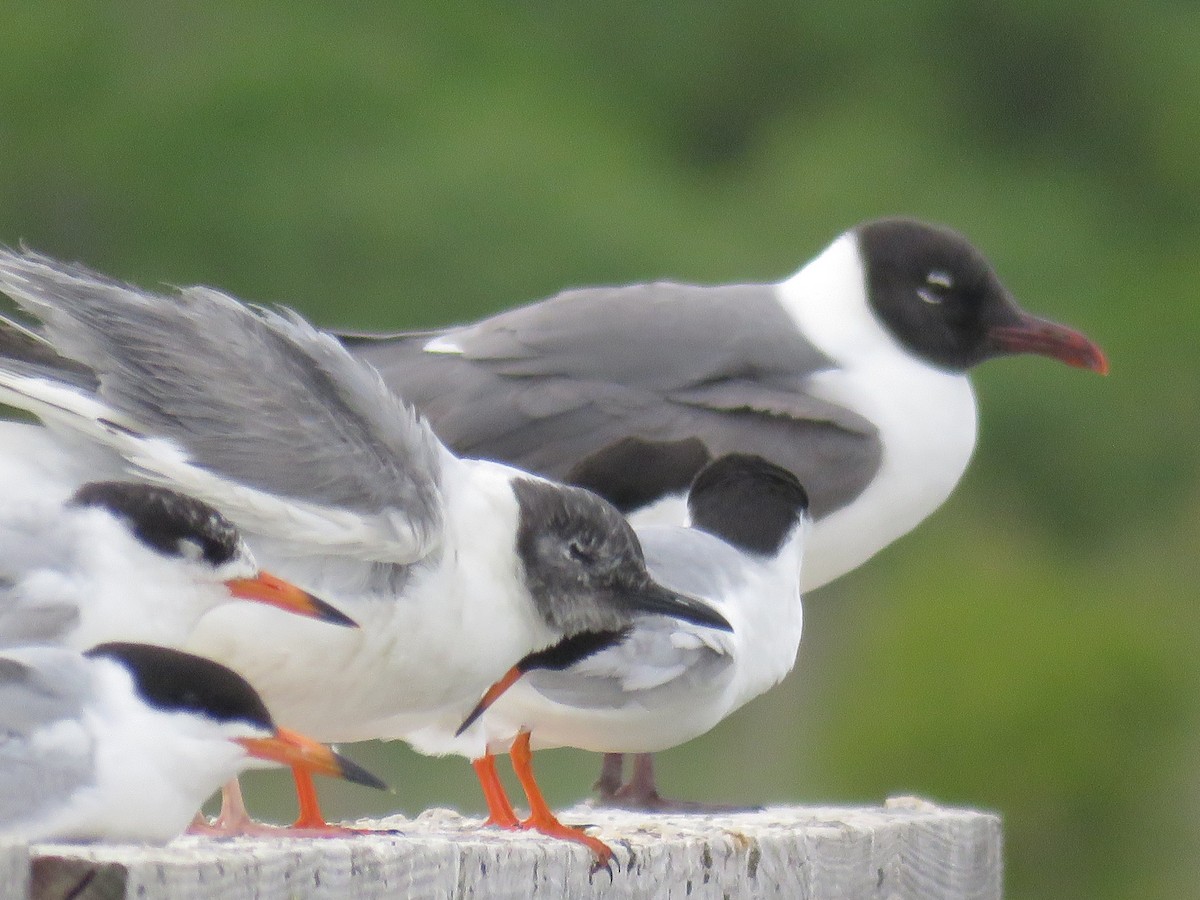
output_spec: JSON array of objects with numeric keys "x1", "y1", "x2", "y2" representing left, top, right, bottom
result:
[{"x1": 13, "y1": 798, "x2": 1001, "y2": 899}]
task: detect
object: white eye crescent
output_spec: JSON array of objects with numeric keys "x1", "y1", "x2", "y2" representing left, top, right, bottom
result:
[{"x1": 919, "y1": 271, "x2": 953, "y2": 305}]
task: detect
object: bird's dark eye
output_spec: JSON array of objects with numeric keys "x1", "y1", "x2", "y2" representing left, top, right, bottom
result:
[{"x1": 567, "y1": 541, "x2": 596, "y2": 564}]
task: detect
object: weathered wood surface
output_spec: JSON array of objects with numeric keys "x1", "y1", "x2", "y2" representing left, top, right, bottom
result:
[{"x1": 15, "y1": 796, "x2": 1001, "y2": 900}]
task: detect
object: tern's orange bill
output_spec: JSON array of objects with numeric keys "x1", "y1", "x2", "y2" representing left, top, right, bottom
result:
[
  {"x1": 224, "y1": 571, "x2": 357, "y2": 627},
  {"x1": 236, "y1": 727, "x2": 385, "y2": 790}
]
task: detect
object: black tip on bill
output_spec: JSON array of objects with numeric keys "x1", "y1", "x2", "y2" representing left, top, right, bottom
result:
[
  {"x1": 310, "y1": 595, "x2": 360, "y2": 628},
  {"x1": 455, "y1": 700, "x2": 488, "y2": 738},
  {"x1": 629, "y1": 581, "x2": 733, "y2": 633},
  {"x1": 681, "y1": 599, "x2": 732, "y2": 633},
  {"x1": 333, "y1": 751, "x2": 388, "y2": 791}
]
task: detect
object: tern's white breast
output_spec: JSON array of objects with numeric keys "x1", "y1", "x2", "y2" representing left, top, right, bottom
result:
[
  {"x1": 19, "y1": 660, "x2": 250, "y2": 843},
  {"x1": 183, "y1": 460, "x2": 555, "y2": 746}
]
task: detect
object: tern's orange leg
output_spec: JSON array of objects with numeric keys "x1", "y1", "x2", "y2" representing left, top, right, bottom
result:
[
  {"x1": 509, "y1": 731, "x2": 613, "y2": 867},
  {"x1": 291, "y1": 766, "x2": 332, "y2": 828},
  {"x1": 189, "y1": 773, "x2": 374, "y2": 838},
  {"x1": 287, "y1": 766, "x2": 363, "y2": 835},
  {"x1": 213, "y1": 778, "x2": 257, "y2": 832},
  {"x1": 189, "y1": 777, "x2": 340, "y2": 837},
  {"x1": 472, "y1": 752, "x2": 521, "y2": 828},
  {"x1": 188, "y1": 779, "x2": 253, "y2": 835},
  {"x1": 188, "y1": 778, "x2": 283, "y2": 836}
]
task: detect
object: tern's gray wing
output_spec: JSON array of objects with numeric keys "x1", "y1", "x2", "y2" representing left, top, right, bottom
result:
[
  {"x1": 0, "y1": 649, "x2": 94, "y2": 828},
  {"x1": 523, "y1": 613, "x2": 733, "y2": 710},
  {"x1": 0, "y1": 250, "x2": 447, "y2": 563},
  {"x1": 344, "y1": 282, "x2": 880, "y2": 518},
  {"x1": 523, "y1": 527, "x2": 740, "y2": 710},
  {"x1": 0, "y1": 581, "x2": 80, "y2": 647},
  {"x1": 0, "y1": 499, "x2": 88, "y2": 647}
]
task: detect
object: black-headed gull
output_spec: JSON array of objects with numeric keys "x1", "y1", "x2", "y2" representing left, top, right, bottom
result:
[{"x1": 339, "y1": 216, "x2": 1108, "y2": 801}]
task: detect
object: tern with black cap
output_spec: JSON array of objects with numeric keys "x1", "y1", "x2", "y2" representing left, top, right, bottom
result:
[
  {"x1": 0, "y1": 460, "x2": 356, "y2": 652},
  {"x1": 0, "y1": 642, "x2": 384, "y2": 843},
  {"x1": 0, "y1": 249, "x2": 731, "y2": 842},
  {"x1": 451, "y1": 453, "x2": 810, "y2": 831}
]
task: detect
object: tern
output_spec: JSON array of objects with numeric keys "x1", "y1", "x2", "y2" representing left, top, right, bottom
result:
[
  {"x1": 0, "y1": 441, "x2": 364, "y2": 835},
  {"x1": 0, "y1": 463, "x2": 356, "y2": 651},
  {"x1": 443, "y1": 453, "x2": 808, "y2": 835},
  {"x1": 0, "y1": 248, "x2": 731, "y2": 847},
  {"x1": 0, "y1": 641, "x2": 384, "y2": 843}
]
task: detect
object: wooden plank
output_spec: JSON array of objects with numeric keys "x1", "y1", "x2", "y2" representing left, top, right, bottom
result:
[
  {"x1": 0, "y1": 843, "x2": 29, "y2": 900},
  {"x1": 17, "y1": 798, "x2": 1001, "y2": 900}
]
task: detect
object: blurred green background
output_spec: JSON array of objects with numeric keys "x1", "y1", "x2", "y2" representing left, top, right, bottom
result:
[{"x1": 0, "y1": 3, "x2": 1194, "y2": 898}]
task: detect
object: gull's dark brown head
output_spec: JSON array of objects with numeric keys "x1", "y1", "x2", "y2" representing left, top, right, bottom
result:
[{"x1": 858, "y1": 218, "x2": 1108, "y2": 374}]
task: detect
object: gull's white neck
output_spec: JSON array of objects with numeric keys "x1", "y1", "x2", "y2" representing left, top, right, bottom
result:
[{"x1": 775, "y1": 233, "x2": 979, "y2": 591}]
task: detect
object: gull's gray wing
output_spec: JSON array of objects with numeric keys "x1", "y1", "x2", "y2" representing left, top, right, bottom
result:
[
  {"x1": 0, "y1": 649, "x2": 94, "y2": 830},
  {"x1": 0, "y1": 250, "x2": 447, "y2": 563},
  {"x1": 343, "y1": 282, "x2": 880, "y2": 518}
]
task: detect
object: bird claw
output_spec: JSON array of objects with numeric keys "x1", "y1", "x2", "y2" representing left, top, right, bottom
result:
[{"x1": 590, "y1": 852, "x2": 618, "y2": 878}]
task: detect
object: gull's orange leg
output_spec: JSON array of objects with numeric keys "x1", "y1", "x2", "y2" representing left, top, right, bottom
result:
[
  {"x1": 472, "y1": 752, "x2": 520, "y2": 828},
  {"x1": 509, "y1": 731, "x2": 613, "y2": 867}
]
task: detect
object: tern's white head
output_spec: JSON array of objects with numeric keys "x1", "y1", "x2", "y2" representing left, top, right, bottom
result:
[{"x1": 52, "y1": 481, "x2": 356, "y2": 647}]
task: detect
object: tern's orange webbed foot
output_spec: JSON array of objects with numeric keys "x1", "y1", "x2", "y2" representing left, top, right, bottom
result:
[{"x1": 509, "y1": 731, "x2": 613, "y2": 868}]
